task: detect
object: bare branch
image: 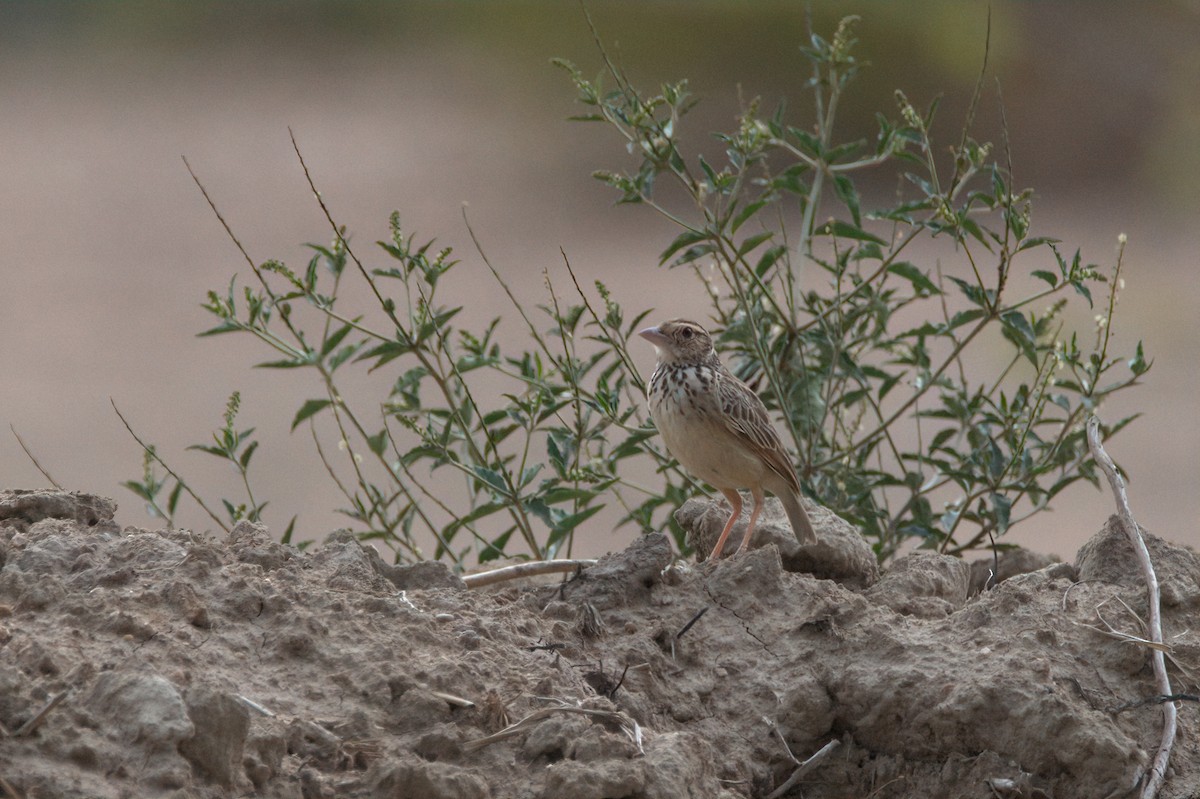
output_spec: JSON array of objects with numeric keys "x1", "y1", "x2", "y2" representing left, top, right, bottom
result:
[
  {"x1": 1087, "y1": 415, "x2": 1175, "y2": 799},
  {"x1": 10, "y1": 426, "x2": 62, "y2": 489},
  {"x1": 463, "y1": 559, "x2": 598, "y2": 589}
]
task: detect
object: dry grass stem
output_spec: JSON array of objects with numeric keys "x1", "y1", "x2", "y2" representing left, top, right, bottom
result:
[
  {"x1": 765, "y1": 738, "x2": 841, "y2": 799},
  {"x1": 464, "y1": 700, "x2": 643, "y2": 755},
  {"x1": 463, "y1": 559, "x2": 598, "y2": 589},
  {"x1": 431, "y1": 691, "x2": 476, "y2": 709},
  {"x1": 235, "y1": 695, "x2": 276, "y2": 717},
  {"x1": 10, "y1": 426, "x2": 61, "y2": 489},
  {"x1": 0, "y1": 774, "x2": 24, "y2": 799},
  {"x1": 111, "y1": 399, "x2": 229, "y2": 534},
  {"x1": 14, "y1": 691, "x2": 69, "y2": 738}
]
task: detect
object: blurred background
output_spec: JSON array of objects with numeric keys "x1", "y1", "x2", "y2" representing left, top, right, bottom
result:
[{"x1": 2, "y1": 1, "x2": 1198, "y2": 560}]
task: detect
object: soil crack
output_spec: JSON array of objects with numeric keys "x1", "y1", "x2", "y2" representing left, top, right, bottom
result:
[{"x1": 704, "y1": 584, "x2": 778, "y2": 657}]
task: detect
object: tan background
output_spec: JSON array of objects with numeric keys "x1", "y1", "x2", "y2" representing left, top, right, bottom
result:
[{"x1": 3, "y1": 2, "x2": 1198, "y2": 560}]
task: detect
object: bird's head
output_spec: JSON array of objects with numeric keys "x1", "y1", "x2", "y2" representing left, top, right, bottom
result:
[{"x1": 638, "y1": 319, "x2": 715, "y2": 364}]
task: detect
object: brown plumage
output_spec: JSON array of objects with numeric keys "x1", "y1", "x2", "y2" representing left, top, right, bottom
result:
[{"x1": 640, "y1": 319, "x2": 817, "y2": 559}]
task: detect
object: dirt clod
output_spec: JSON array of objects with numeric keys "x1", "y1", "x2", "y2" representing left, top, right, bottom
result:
[{"x1": 865, "y1": 551, "x2": 971, "y2": 618}]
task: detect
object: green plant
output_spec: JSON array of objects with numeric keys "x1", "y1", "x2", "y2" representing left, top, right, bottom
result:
[
  {"x1": 124, "y1": 15, "x2": 1146, "y2": 565},
  {"x1": 168, "y1": 133, "x2": 696, "y2": 566},
  {"x1": 555, "y1": 14, "x2": 1147, "y2": 558},
  {"x1": 116, "y1": 392, "x2": 287, "y2": 537}
]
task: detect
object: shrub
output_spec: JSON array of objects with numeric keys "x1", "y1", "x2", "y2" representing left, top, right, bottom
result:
[{"x1": 125, "y1": 15, "x2": 1146, "y2": 564}]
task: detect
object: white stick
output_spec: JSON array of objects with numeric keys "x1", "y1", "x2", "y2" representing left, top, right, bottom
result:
[
  {"x1": 765, "y1": 739, "x2": 841, "y2": 799},
  {"x1": 462, "y1": 559, "x2": 597, "y2": 588},
  {"x1": 1087, "y1": 416, "x2": 1175, "y2": 799}
]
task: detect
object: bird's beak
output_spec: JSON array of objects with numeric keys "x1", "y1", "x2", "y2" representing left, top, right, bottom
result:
[{"x1": 638, "y1": 326, "x2": 668, "y2": 348}]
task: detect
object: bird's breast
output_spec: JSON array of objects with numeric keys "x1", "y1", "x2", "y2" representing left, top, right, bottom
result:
[{"x1": 647, "y1": 363, "x2": 766, "y2": 489}]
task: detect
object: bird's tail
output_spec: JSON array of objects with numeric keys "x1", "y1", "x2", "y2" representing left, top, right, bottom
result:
[{"x1": 780, "y1": 489, "x2": 817, "y2": 546}]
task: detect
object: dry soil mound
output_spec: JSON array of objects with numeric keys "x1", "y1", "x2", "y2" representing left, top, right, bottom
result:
[{"x1": 0, "y1": 489, "x2": 1197, "y2": 798}]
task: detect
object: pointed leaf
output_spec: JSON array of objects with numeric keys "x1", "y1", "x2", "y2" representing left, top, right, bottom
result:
[
  {"x1": 815, "y1": 220, "x2": 885, "y2": 245},
  {"x1": 660, "y1": 228, "x2": 711, "y2": 264},
  {"x1": 239, "y1": 440, "x2": 259, "y2": 469},
  {"x1": 1031, "y1": 270, "x2": 1058, "y2": 288},
  {"x1": 473, "y1": 466, "x2": 511, "y2": 496},
  {"x1": 291, "y1": 399, "x2": 332, "y2": 432},
  {"x1": 887, "y1": 262, "x2": 940, "y2": 295}
]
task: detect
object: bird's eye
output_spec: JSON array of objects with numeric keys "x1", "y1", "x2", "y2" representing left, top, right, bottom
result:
[{"x1": 681, "y1": 328, "x2": 694, "y2": 339}]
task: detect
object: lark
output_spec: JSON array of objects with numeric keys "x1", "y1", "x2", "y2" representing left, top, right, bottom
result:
[{"x1": 640, "y1": 319, "x2": 817, "y2": 559}]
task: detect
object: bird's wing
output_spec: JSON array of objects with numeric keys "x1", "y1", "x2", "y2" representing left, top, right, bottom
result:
[{"x1": 716, "y1": 370, "x2": 802, "y2": 492}]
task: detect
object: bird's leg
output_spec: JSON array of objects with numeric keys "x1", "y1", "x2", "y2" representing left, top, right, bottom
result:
[
  {"x1": 709, "y1": 488, "x2": 743, "y2": 560},
  {"x1": 737, "y1": 486, "x2": 766, "y2": 554}
]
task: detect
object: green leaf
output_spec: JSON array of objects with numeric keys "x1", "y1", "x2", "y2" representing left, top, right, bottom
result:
[
  {"x1": 1017, "y1": 236, "x2": 1059, "y2": 253},
  {"x1": 1031, "y1": 270, "x2": 1058, "y2": 288},
  {"x1": 946, "y1": 276, "x2": 991, "y2": 308},
  {"x1": 473, "y1": 466, "x2": 511, "y2": 496},
  {"x1": 887, "y1": 262, "x2": 940, "y2": 295},
  {"x1": 280, "y1": 516, "x2": 298, "y2": 545},
  {"x1": 540, "y1": 486, "x2": 603, "y2": 504},
  {"x1": 329, "y1": 344, "x2": 362, "y2": 372},
  {"x1": 547, "y1": 505, "x2": 604, "y2": 549},
  {"x1": 167, "y1": 482, "x2": 183, "y2": 516},
  {"x1": 479, "y1": 529, "x2": 516, "y2": 563},
  {"x1": 291, "y1": 399, "x2": 332, "y2": 432},
  {"x1": 660, "y1": 228, "x2": 711, "y2": 264},
  {"x1": 519, "y1": 464, "x2": 544, "y2": 489},
  {"x1": 946, "y1": 309, "x2": 987, "y2": 331},
  {"x1": 1071, "y1": 281, "x2": 1094, "y2": 307},
  {"x1": 320, "y1": 323, "x2": 354, "y2": 359},
  {"x1": 547, "y1": 431, "x2": 575, "y2": 472},
  {"x1": 1128, "y1": 341, "x2": 1151, "y2": 376},
  {"x1": 255, "y1": 357, "x2": 309, "y2": 369},
  {"x1": 736, "y1": 230, "x2": 774, "y2": 257},
  {"x1": 832, "y1": 173, "x2": 862, "y2": 227},
  {"x1": 366, "y1": 430, "x2": 389, "y2": 457},
  {"x1": 815, "y1": 219, "x2": 885, "y2": 245},
  {"x1": 674, "y1": 242, "x2": 717, "y2": 265},
  {"x1": 754, "y1": 244, "x2": 787, "y2": 277},
  {"x1": 239, "y1": 440, "x2": 258, "y2": 469},
  {"x1": 443, "y1": 500, "x2": 508, "y2": 537},
  {"x1": 730, "y1": 199, "x2": 768, "y2": 234},
  {"x1": 121, "y1": 481, "x2": 154, "y2": 502},
  {"x1": 1000, "y1": 311, "x2": 1037, "y2": 365},
  {"x1": 359, "y1": 339, "x2": 413, "y2": 370}
]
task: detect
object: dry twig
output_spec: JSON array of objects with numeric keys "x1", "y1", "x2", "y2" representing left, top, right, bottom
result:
[
  {"x1": 463, "y1": 559, "x2": 598, "y2": 589},
  {"x1": 14, "y1": 691, "x2": 69, "y2": 738},
  {"x1": 1087, "y1": 415, "x2": 1175, "y2": 799},
  {"x1": 0, "y1": 774, "x2": 23, "y2": 799},
  {"x1": 10, "y1": 426, "x2": 62, "y2": 489},
  {"x1": 430, "y1": 691, "x2": 476, "y2": 709},
  {"x1": 110, "y1": 399, "x2": 229, "y2": 534},
  {"x1": 234, "y1": 695, "x2": 276, "y2": 717},
  {"x1": 1075, "y1": 599, "x2": 1174, "y2": 654},
  {"x1": 765, "y1": 738, "x2": 841, "y2": 799},
  {"x1": 464, "y1": 699, "x2": 643, "y2": 755}
]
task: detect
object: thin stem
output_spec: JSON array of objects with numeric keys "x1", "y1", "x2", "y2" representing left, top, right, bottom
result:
[
  {"x1": 11, "y1": 425, "x2": 62, "y2": 489},
  {"x1": 289, "y1": 129, "x2": 538, "y2": 554},
  {"x1": 813, "y1": 310, "x2": 993, "y2": 470},
  {"x1": 111, "y1": 400, "x2": 229, "y2": 534}
]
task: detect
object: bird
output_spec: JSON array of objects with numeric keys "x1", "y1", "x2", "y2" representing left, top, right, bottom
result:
[{"x1": 640, "y1": 319, "x2": 817, "y2": 559}]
